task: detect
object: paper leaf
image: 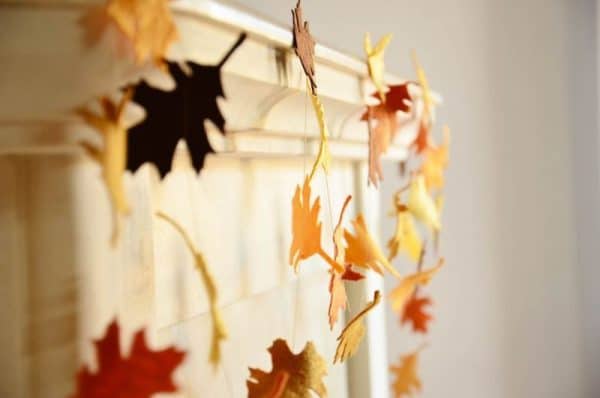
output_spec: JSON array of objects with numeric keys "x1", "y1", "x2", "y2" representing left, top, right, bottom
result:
[
  {"x1": 72, "y1": 320, "x2": 185, "y2": 398},
  {"x1": 342, "y1": 265, "x2": 365, "y2": 281},
  {"x1": 364, "y1": 33, "x2": 393, "y2": 102},
  {"x1": 401, "y1": 293, "x2": 433, "y2": 334},
  {"x1": 387, "y1": 209, "x2": 422, "y2": 263},
  {"x1": 247, "y1": 339, "x2": 328, "y2": 398},
  {"x1": 421, "y1": 126, "x2": 450, "y2": 191},
  {"x1": 292, "y1": 0, "x2": 317, "y2": 93},
  {"x1": 407, "y1": 174, "x2": 441, "y2": 232},
  {"x1": 127, "y1": 34, "x2": 246, "y2": 177},
  {"x1": 362, "y1": 104, "x2": 397, "y2": 186},
  {"x1": 334, "y1": 290, "x2": 381, "y2": 363},
  {"x1": 156, "y1": 212, "x2": 227, "y2": 366},
  {"x1": 308, "y1": 90, "x2": 332, "y2": 181},
  {"x1": 390, "y1": 346, "x2": 425, "y2": 397},
  {"x1": 77, "y1": 88, "x2": 135, "y2": 245},
  {"x1": 380, "y1": 83, "x2": 413, "y2": 114},
  {"x1": 412, "y1": 50, "x2": 434, "y2": 120},
  {"x1": 344, "y1": 214, "x2": 401, "y2": 277},
  {"x1": 390, "y1": 258, "x2": 444, "y2": 312},
  {"x1": 83, "y1": 0, "x2": 178, "y2": 68}
]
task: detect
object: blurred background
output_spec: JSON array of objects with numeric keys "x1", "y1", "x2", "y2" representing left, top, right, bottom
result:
[{"x1": 222, "y1": 0, "x2": 599, "y2": 397}]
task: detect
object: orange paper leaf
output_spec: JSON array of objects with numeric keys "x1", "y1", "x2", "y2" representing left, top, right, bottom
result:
[
  {"x1": 334, "y1": 290, "x2": 381, "y2": 363},
  {"x1": 401, "y1": 293, "x2": 433, "y2": 334},
  {"x1": 390, "y1": 258, "x2": 444, "y2": 312},
  {"x1": 421, "y1": 126, "x2": 450, "y2": 191},
  {"x1": 72, "y1": 320, "x2": 185, "y2": 398},
  {"x1": 292, "y1": 0, "x2": 317, "y2": 93},
  {"x1": 390, "y1": 346, "x2": 426, "y2": 397},
  {"x1": 247, "y1": 339, "x2": 327, "y2": 398},
  {"x1": 344, "y1": 214, "x2": 401, "y2": 277}
]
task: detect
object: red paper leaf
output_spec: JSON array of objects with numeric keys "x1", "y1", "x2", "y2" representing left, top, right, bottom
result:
[
  {"x1": 373, "y1": 83, "x2": 413, "y2": 114},
  {"x1": 401, "y1": 293, "x2": 433, "y2": 334},
  {"x1": 73, "y1": 320, "x2": 185, "y2": 398}
]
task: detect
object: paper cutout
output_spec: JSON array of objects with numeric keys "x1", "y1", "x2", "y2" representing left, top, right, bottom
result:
[
  {"x1": 401, "y1": 292, "x2": 433, "y2": 334},
  {"x1": 407, "y1": 174, "x2": 441, "y2": 232},
  {"x1": 387, "y1": 206, "x2": 422, "y2": 263},
  {"x1": 72, "y1": 320, "x2": 185, "y2": 398},
  {"x1": 344, "y1": 214, "x2": 401, "y2": 277},
  {"x1": 127, "y1": 33, "x2": 247, "y2": 177},
  {"x1": 412, "y1": 117, "x2": 431, "y2": 154},
  {"x1": 308, "y1": 90, "x2": 332, "y2": 181},
  {"x1": 390, "y1": 346, "x2": 426, "y2": 397},
  {"x1": 292, "y1": 0, "x2": 317, "y2": 93},
  {"x1": 422, "y1": 126, "x2": 450, "y2": 191},
  {"x1": 247, "y1": 339, "x2": 327, "y2": 398},
  {"x1": 83, "y1": 0, "x2": 178, "y2": 68},
  {"x1": 334, "y1": 290, "x2": 381, "y2": 363},
  {"x1": 390, "y1": 258, "x2": 444, "y2": 312},
  {"x1": 412, "y1": 50, "x2": 434, "y2": 120},
  {"x1": 156, "y1": 212, "x2": 227, "y2": 366},
  {"x1": 289, "y1": 177, "x2": 343, "y2": 273},
  {"x1": 77, "y1": 88, "x2": 135, "y2": 245},
  {"x1": 364, "y1": 33, "x2": 393, "y2": 102}
]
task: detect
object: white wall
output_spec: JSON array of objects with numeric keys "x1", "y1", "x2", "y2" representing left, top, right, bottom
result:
[{"x1": 221, "y1": 0, "x2": 592, "y2": 397}]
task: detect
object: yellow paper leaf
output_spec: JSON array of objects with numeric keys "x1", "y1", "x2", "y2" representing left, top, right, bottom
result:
[
  {"x1": 308, "y1": 88, "x2": 332, "y2": 181},
  {"x1": 364, "y1": 33, "x2": 393, "y2": 102},
  {"x1": 344, "y1": 214, "x2": 401, "y2": 277},
  {"x1": 390, "y1": 346, "x2": 426, "y2": 397},
  {"x1": 422, "y1": 126, "x2": 450, "y2": 191},
  {"x1": 156, "y1": 212, "x2": 227, "y2": 367},
  {"x1": 77, "y1": 88, "x2": 134, "y2": 245},
  {"x1": 334, "y1": 290, "x2": 381, "y2": 363},
  {"x1": 106, "y1": 0, "x2": 178, "y2": 66},
  {"x1": 407, "y1": 174, "x2": 441, "y2": 232},
  {"x1": 412, "y1": 50, "x2": 434, "y2": 120},
  {"x1": 247, "y1": 339, "x2": 328, "y2": 398},
  {"x1": 390, "y1": 258, "x2": 444, "y2": 312},
  {"x1": 388, "y1": 210, "x2": 422, "y2": 263}
]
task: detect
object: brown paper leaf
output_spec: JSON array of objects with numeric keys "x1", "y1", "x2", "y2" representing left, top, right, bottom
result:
[
  {"x1": 77, "y1": 88, "x2": 135, "y2": 246},
  {"x1": 390, "y1": 258, "x2": 444, "y2": 312},
  {"x1": 364, "y1": 33, "x2": 393, "y2": 102},
  {"x1": 247, "y1": 339, "x2": 328, "y2": 398},
  {"x1": 334, "y1": 290, "x2": 381, "y2": 363},
  {"x1": 344, "y1": 214, "x2": 401, "y2": 277},
  {"x1": 292, "y1": 0, "x2": 317, "y2": 93},
  {"x1": 156, "y1": 212, "x2": 227, "y2": 367},
  {"x1": 390, "y1": 346, "x2": 426, "y2": 397}
]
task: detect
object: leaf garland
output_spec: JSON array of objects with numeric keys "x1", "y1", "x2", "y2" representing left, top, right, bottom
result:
[{"x1": 156, "y1": 212, "x2": 227, "y2": 367}]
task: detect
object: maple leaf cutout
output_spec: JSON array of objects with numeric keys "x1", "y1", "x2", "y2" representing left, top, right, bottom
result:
[
  {"x1": 247, "y1": 339, "x2": 328, "y2": 398},
  {"x1": 407, "y1": 174, "x2": 441, "y2": 232},
  {"x1": 334, "y1": 290, "x2": 381, "y2": 363},
  {"x1": 390, "y1": 258, "x2": 444, "y2": 312},
  {"x1": 421, "y1": 126, "x2": 450, "y2": 191},
  {"x1": 72, "y1": 320, "x2": 185, "y2": 398},
  {"x1": 77, "y1": 88, "x2": 135, "y2": 246},
  {"x1": 390, "y1": 346, "x2": 426, "y2": 398},
  {"x1": 344, "y1": 214, "x2": 401, "y2": 277},
  {"x1": 292, "y1": 0, "x2": 317, "y2": 93},
  {"x1": 308, "y1": 89, "x2": 332, "y2": 181},
  {"x1": 289, "y1": 177, "x2": 342, "y2": 273},
  {"x1": 364, "y1": 33, "x2": 393, "y2": 102},
  {"x1": 156, "y1": 212, "x2": 227, "y2": 366},
  {"x1": 401, "y1": 293, "x2": 433, "y2": 334}
]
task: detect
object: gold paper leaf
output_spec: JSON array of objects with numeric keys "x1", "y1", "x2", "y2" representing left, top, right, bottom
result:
[
  {"x1": 156, "y1": 212, "x2": 227, "y2": 366},
  {"x1": 388, "y1": 210, "x2": 422, "y2": 263},
  {"x1": 390, "y1": 258, "x2": 444, "y2": 312},
  {"x1": 390, "y1": 345, "x2": 426, "y2": 397},
  {"x1": 334, "y1": 290, "x2": 381, "y2": 363},
  {"x1": 407, "y1": 174, "x2": 441, "y2": 232},
  {"x1": 308, "y1": 89, "x2": 332, "y2": 181},
  {"x1": 247, "y1": 339, "x2": 328, "y2": 398},
  {"x1": 364, "y1": 33, "x2": 393, "y2": 102}
]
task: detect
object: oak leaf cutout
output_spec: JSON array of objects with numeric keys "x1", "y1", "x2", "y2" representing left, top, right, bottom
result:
[
  {"x1": 308, "y1": 89, "x2": 332, "y2": 181},
  {"x1": 344, "y1": 214, "x2": 401, "y2": 277},
  {"x1": 390, "y1": 346, "x2": 426, "y2": 398},
  {"x1": 247, "y1": 339, "x2": 328, "y2": 398},
  {"x1": 401, "y1": 293, "x2": 433, "y2": 334},
  {"x1": 407, "y1": 174, "x2": 441, "y2": 232},
  {"x1": 77, "y1": 87, "x2": 135, "y2": 246},
  {"x1": 289, "y1": 177, "x2": 342, "y2": 273},
  {"x1": 156, "y1": 212, "x2": 227, "y2": 367},
  {"x1": 421, "y1": 126, "x2": 450, "y2": 191},
  {"x1": 292, "y1": 0, "x2": 317, "y2": 93},
  {"x1": 390, "y1": 258, "x2": 444, "y2": 312},
  {"x1": 72, "y1": 320, "x2": 185, "y2": 398},
  {"x1": 334, "y1": 290, "x2": 381, "y2": 363},
  {"x1": 364, "y1": 33, "x2": 393, "y2": 102}
]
